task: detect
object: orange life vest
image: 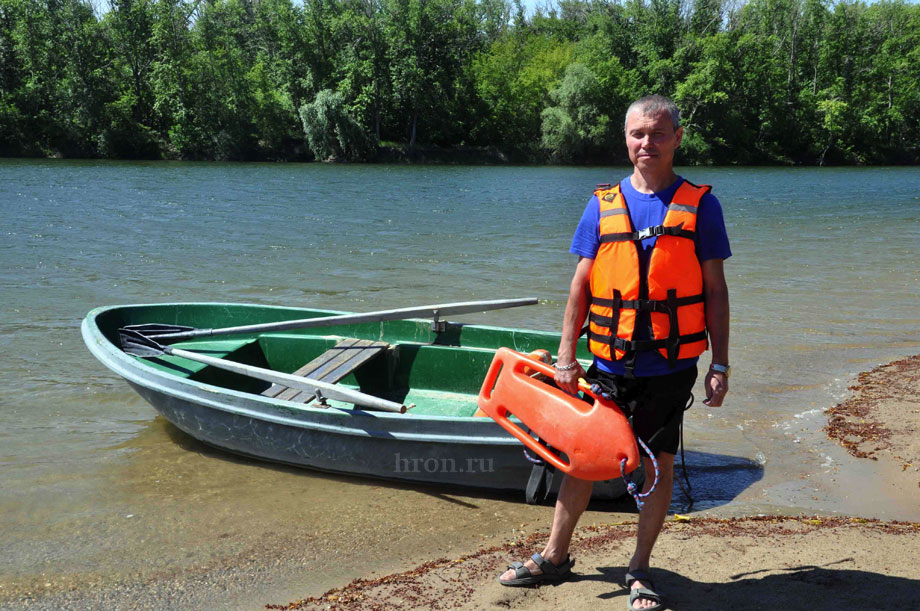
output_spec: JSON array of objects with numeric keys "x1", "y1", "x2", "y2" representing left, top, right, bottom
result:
[{"x1": 588, "y1": 180, "x2": 710, "y2": 372}]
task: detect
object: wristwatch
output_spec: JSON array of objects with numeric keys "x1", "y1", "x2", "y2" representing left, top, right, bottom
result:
[{"x1": 709, "y1": 363, "x2": 731, "y2": 378}]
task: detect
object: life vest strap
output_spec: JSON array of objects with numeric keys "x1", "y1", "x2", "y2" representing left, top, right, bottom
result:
[
  {"x1": 590, "y1": 288, "x2": 706, "y2": 370},
  {"x1": 590, "y1": 293, "x2": 704, "y2": 317},
  {"x1": 588, "y1": 330, "x2": 708, "y2": 354},
  {"x1": 599, "y1": 222, "x2": 695, "y2": 244}
]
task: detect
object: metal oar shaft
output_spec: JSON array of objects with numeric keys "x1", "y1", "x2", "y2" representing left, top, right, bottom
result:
[
  {"x1": 137, "y1": 298, "x2": 539, "y2": 342},
  {"x1": 166, "y1": 347, "x2": 405, "y2": 413}
]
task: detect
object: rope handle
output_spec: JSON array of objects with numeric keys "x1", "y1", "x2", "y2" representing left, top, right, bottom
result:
[
  {"x1": 621, "y1": 437, "x2": 658, "y2": 511},
  {"x1": 523, "y1": 446, "x2": 545, "y2": 465}
]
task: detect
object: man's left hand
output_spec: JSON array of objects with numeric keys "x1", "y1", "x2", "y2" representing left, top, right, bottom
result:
[{"x1": 703, "y1": 369, "x2": 728, "y2": 407}]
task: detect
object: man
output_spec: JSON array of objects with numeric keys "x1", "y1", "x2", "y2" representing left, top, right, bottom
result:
[{"x1": 498, "y1": 95, "x2": 731, "y2": 611}]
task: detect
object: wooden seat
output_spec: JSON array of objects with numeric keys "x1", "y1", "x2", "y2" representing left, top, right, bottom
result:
[{"x1": 262, "y1": 338, "x2": 389, "y2": 404}]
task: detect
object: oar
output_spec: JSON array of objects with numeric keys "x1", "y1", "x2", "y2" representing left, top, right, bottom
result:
[
  {"x1": 119, "y1": 297, "x2": 539, "y2": 347},
  {"x1": 121, "y1": 329, "x2": 406, "y2": 413}
]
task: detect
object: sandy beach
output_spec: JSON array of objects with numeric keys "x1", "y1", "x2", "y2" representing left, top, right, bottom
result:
[
  {"x1": 268, "y1": 516, "x2": 920, "y2": 610},
  {"x1": 3, "y1": 355, "x2": 919, "y2": 611}
]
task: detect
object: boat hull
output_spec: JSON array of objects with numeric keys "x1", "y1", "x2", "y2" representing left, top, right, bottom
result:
[{"x1": 128, "y1": 381, "x2": 535, "y2": 489}]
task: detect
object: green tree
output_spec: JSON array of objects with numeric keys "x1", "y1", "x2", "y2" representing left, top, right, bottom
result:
[
  {"x1": 627, "y1": 0, "x2": 687, "y2": 93},
  {"x1": 854, "y1": 1, "x2": 920, "y2": 162},
  {"x1": 101, "y1": 0, "x2": 160, "y2": 157},
  {"x1": 472, "y1": 31, "x2": 573, "y2": 149},
  {"x1": 540, "y1": 61, "x2": 611, "y2": 161},
  {"x1": 384, "y1": 0, "x2": 481, "y2": 147},
  {"x1": 149, "y1": 0, "x2": 198, "y2": 157},
  {"x1": 299, "y1": 88, "x2": 373, "y2": 160},
  {"x1": 336, "y1": 0, "x2": 390, "y2": 142},
  {"x1": 0, "y1": 0, "x2": 25, "y2": 154},
  {"x1": 673, "y1": 28, "x2": 747, "y2": 163}
]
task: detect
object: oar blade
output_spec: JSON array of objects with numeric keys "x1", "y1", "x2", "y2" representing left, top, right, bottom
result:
[
  {"x1": 119, "y1": 328, "x2": 169, "y2": 357},
  {"x1": 119, "y1": 323, "x2": 199, "y2": 348},
  {"x1": 120, "y1": 323, "x2": 196, "y2": 336}
]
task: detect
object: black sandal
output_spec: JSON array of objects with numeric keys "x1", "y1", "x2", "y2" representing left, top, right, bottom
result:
[
  {"x1": 498, "y1": 552, "x2": 575, "y2": 587},
  {"x1": 625, "y1": 569, "x2": 664, "y2": 611}
]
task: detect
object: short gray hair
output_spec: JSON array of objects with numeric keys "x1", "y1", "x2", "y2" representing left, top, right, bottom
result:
[{"x1": 625, "y1": 95, "x2": 681, "y2": 131}]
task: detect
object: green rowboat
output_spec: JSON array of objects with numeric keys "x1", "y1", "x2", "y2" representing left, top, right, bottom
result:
[{"x1": 82, "y1": 302, "x2": 631, "y2": 500}]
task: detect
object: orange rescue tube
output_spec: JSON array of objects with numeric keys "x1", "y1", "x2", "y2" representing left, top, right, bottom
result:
[
  {"x1": 473, "y1": 349, "x2": 551, "y2": 417},
  {"x1": 477, "y1": 347, "x2": 640, "y2": 481}
]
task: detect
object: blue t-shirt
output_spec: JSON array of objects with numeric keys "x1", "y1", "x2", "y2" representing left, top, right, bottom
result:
[{"x1": 570, "y1": 176, "x2": 732, "y2": 377}]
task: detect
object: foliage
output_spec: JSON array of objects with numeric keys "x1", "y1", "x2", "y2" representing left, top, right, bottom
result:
[
  {"x1": 472, "y1": 32, "x2": 574, "y2": 149},
  {"x1": 299, "y1": 88, "x2": 373, "y2": 160},
  {"x1": 0, "y1": 0, "x2": 917, "y2": 164},
  {"x1": 541, "y1": 62, "x2": 613, "y2": 161}
]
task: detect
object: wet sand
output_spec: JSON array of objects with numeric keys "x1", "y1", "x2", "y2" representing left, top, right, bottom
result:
[
  {"x1": 825, "y1": 355, "x2": 920, "y2": 482},
  {"x1": 3, "y1": 356, "x2": 920, "y2": 611}
]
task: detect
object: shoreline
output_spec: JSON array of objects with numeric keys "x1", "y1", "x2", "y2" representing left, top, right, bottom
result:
[{"x1": 4, "y1": 152, "x2": 919, "y2": 167}]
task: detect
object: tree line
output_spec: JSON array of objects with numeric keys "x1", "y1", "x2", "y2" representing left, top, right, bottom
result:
[{"x1": 0, "y1": 0, "x2": 917, "y2": 164}]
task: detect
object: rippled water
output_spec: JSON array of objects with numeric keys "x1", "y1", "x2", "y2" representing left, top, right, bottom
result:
[{"x1": 2, "y1": 160, "x2": 919, "y2": 596}]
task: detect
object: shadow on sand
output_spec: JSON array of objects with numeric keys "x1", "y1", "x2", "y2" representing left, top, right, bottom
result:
[
  {"x1": 667, "y1": 449, "x2": 764, "y2": 513},
  {"x1": 588, "y1": 562, "x2": 918, "y2": 610}
]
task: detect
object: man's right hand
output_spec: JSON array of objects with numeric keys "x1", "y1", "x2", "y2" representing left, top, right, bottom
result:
[{"x1": 554, "y1": 362, "x2": 586, "y2": 396}]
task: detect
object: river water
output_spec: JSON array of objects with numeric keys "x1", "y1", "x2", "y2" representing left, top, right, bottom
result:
[{"x1": 1, "y1": 160, "x2": 919, "y2": 605}]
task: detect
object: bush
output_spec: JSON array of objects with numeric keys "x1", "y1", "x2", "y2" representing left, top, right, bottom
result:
[
  {"x1": 299, "y1": 90, "x2": 374, "y2": 161},
  {"x1": 540, "y1": 63, "x2": 613, "y2": 162}
]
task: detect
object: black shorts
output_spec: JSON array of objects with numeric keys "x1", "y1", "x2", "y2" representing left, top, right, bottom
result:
[{"x1": 584, "y1": 364, "x2": 698, "y2": 457}]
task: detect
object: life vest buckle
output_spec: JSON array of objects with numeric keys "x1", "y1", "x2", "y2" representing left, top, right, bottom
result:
[
  {"x1": 633, "y1": 299, "x2": 669, "y2": 313},
  {"x1": 636, "y1": 224, "x2": 673, "y2": 240}
]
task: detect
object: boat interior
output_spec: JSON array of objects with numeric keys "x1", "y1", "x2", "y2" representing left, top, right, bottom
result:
[
  {"x1": 93, "y1": 304, "x2": 573, "y2": 417},
  {"x1": 138, "y1": 333, "x2": 501, "y2": 417}
]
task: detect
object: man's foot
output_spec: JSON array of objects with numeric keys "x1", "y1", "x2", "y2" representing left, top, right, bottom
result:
[
  {"x1": 625, "y1": 569, "x2": 663, "y2": 611},
  {"x1": 498, "y1": 552, "x2": 574, "y2": 587}
]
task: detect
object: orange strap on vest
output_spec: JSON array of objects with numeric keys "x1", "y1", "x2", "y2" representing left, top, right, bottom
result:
[
  {"x1": 588, "y1": 181, "x2": 710, "y2": 374},
  {"x1": 477, "y1": 348, "x2": 640, "y2": 481}
]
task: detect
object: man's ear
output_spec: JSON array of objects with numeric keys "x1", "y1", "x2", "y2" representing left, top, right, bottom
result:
[{"x1": 674, "y1": 126, "x2": 684, "y2": 148}]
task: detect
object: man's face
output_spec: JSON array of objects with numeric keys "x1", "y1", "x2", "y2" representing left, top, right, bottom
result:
[{"x1": 625, "y1": 110, "x2": 683, "y2": 171}]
